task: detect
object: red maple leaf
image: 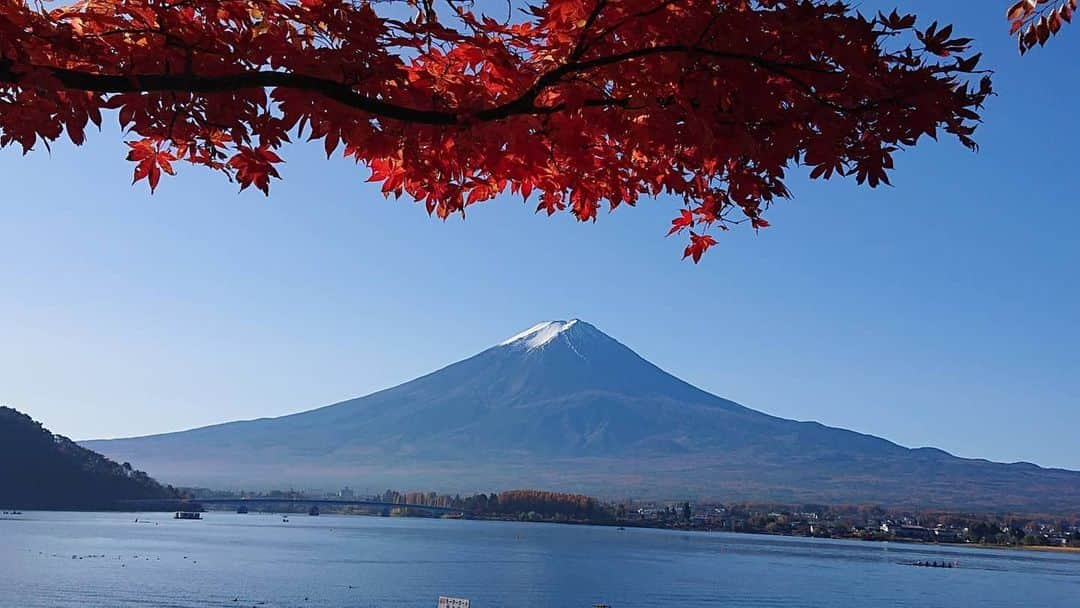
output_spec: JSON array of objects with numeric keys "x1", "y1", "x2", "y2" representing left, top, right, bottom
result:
[{"x1": 0, "y1": 0, "x2": 993, "y2": 260}]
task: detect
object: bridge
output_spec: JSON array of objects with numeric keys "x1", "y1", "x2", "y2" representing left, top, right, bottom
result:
[
  {"x1": 196, "y1": 497, "x2": 463, "y2": 514},
  {"x1": 119, "y1": 497, "x2": 463, "y2": 515}
]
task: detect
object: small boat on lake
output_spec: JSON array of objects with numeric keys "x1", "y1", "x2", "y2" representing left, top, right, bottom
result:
[
  {"x1": 174, "y1": 511, "x2": 202, "y2": 520},
  {"x1": 910, "y1": 560, "x2": 956, "y2": 568}
]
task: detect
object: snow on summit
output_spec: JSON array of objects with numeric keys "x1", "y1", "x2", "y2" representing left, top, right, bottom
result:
[{"x1": 500, "y1": 319, "x2": 580, "y2": 350}]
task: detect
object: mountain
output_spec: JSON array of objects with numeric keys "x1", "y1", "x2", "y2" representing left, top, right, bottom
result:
[
  {"x1": 0, "y1": 406, "x2": 179, "y2": 510},
  {"x1": 83, "y1": 320, "x2": 1080, "y2": 512}
]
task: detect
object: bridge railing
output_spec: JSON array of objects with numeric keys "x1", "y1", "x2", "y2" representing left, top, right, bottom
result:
[{"x1": 116, "y1": 497, "x2": 464, "y2": 513}]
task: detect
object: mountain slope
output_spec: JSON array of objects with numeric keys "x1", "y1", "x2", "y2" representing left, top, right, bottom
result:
[
  {"x1": 1, "y1": 406, "x2": 178, "y2": 509},
  {"x1": 83, "y1": 320, "x2": 1080, "y2": 511}
]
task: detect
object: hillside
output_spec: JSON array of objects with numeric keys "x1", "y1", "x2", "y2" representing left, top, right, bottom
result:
[
  {"x1": 84, "y1": 320, "x2": 1080, "y2": 512},
  {"x1": 0, "y1": 406, "x2": 178, "y2": 510}
]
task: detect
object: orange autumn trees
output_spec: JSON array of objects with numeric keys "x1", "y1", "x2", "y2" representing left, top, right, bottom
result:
[
  {"x1": 496, "y1": 489, "x2": 603, "y2": 520},
  {"x1": 1, "y1": 0, "x2": 990, "y2": 260}
]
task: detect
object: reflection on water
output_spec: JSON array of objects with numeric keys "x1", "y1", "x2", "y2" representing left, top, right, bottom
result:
[{"x1": 1, "y1": 511, "x2": 1078, "y2": 607}]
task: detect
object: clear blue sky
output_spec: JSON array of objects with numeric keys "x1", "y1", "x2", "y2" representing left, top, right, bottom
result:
[{"x1": 1, "y1": 2, "x2": 1077, "y2": 469}]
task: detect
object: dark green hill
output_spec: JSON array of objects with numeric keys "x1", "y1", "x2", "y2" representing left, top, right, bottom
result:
[{"x1": 0, "y1": 406, "x2": 178, "y2": 510}]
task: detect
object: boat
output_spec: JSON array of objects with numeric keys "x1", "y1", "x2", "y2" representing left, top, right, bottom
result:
[
  {"x1": 308, "y1": 506, "x2": 320, "y2": 516},
  {"x1": 910, "y1": 560, "x2": 956, "y2": 568},
  {"x1": 236, "y1": 505, "x2": 249, "y2": 514},
  {"x1": 174, "y1": 511, "x2": 202, "y2": 520}
]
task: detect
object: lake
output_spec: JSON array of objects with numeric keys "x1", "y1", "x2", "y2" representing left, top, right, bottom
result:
[{"x1": 1, "y1": 512, "x2": 1078, "y2": 607}]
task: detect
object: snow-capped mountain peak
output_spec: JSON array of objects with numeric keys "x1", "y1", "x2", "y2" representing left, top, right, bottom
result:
[
  {"x1": 80, "y1": 318, "x2": 1080, "y2": 513},
  {"x1": 499, "y1": 319, "x2": 580, "y2": 350}
]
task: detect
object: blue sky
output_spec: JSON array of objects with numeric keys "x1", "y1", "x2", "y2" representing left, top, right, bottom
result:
[{"x1": 1, "y1": 2, "x2": 1077, "y2": 469}]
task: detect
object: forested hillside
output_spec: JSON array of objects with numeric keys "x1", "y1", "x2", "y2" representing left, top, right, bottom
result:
[{"x1": 0, "y1": 406, "x2": 178, "y2": 510}]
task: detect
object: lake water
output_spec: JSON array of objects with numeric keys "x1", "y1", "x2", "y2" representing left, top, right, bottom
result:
[{"x1": 1, "y1": 511, "x2": 1078, "y2": 607}]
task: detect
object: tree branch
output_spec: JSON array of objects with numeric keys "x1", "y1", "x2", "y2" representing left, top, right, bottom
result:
[
  {"x1": 0, "y1": 60, "x2": 459, "y2": 125},
  {"x1": 0, "y1": 41, "x2": 893, "y2": 129}
]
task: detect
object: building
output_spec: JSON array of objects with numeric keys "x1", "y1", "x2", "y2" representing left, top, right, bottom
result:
[
  {"x1": 881, "y1": 522, "x2": 934, "y2": 541},
  {"x1": 932, "y1": 527, "x2": 962, "y2": 543}
]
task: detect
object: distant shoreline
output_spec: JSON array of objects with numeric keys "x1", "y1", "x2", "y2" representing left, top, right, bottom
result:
[
  {"x1": 1013, "y1": 544, "x2": 1080, "y2": 554},
  {"x1": 418, "y1": 513, "x2": 1080, "y2": 556},
  {"x1": 580, "y1": 520, "x2": 1080, "y2": 555},
  {"x1": 196, "y1": 506, "x2": 1080, "y2": 555},
  {"x1": 869, "y1": 535, "x2": 1080, "y2": 555},
  {"x1": 7, "y1": 507, "x2": 1080, "y2": 555}
]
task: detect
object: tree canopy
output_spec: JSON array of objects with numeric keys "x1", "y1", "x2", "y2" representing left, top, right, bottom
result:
[{"x1": 1, "y1": 0, "x2": 991, "y2": 259}]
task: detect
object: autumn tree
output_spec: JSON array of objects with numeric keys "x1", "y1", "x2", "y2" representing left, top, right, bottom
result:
[
  {"x1": 496, "y1": 489, "x2": 607, "y2": 520},
  {"x1": 1008, "y1": 0, "x2": 1077, "y2": 53},
  {"x1": 0, "y1": 0, "x2": 991, "y2": 260}
]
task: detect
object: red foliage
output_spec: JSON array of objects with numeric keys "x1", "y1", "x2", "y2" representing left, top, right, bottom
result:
[
  {"x1": 1008, "y1": 0, "x2": 1076, "y2": 53},
  {"x1": 0, "y1": 0, "x2": 990, "y2": 259}
]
